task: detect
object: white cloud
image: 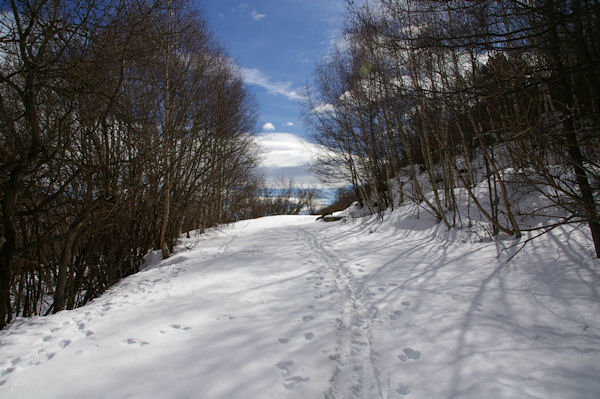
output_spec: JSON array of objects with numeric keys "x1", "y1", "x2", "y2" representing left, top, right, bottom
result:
[
  {"x1": 241, "y1": 68, "x2": 307, "y2": 101},
  {"x1": 284, "y1": 122, "x2": 294, "y2": 127},
  {"x1": 250, "y1": 10, "x2": 266, "y2": 21},
  {"x1": 261, "y1": 122, "x2": 276, "y2": 131},
  {"x1": 254, "y1": 133, "x2": 337, "y2": 188}
]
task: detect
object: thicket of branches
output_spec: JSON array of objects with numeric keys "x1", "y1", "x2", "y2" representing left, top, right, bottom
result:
[
  {"x1": 0, "y1": 0, "x2": 265, "y2": 328},
  {"x1": 307, "y1": 0, "x2": 599, "y2": 255},
  {"x1": 224, "y1": 176, "x2": 319, "y2": 220},
  {"x1": 253, "y1": 178, "x2": 318, "y2": 217}
]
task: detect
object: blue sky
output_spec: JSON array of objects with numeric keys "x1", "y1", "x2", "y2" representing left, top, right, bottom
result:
[{"x1": 199, "y1": 0, "x2": 347, "y2": 140}]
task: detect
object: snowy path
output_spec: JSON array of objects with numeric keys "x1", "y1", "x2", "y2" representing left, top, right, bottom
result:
[
  {"x1": 294, "y1": 225, "x2": 384, "y2": 398},
  {"x1": 1, "y1": 214, "x2": 600, "y2": 398}
]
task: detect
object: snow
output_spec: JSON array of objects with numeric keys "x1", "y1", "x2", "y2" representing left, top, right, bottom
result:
[{"x1": 1, "y1": 210, "x2": 599, "y2": 398}]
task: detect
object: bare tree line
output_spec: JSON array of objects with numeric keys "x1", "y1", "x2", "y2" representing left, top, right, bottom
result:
[
  {"x1": 0, "y1": 0, "x2": 271, "y2": 328},
  {"x1": 306, "y1": 0, "x2": 599, "y2": 255}
]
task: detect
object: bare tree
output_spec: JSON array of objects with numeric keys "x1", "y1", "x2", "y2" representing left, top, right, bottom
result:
[
  {"x1": 307, "y1": 0, "x2": 599, "y2": 254},
  {"x1": 0, "y1": 0, "x2": 261, "y2": 326}
]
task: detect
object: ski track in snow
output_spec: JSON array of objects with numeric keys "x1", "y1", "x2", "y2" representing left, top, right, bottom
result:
[
  {"x1": 294, "y1": 226, "x2": 384, "y2": 398},
  {"x1": 1, "y1": 214, "x2": 600, "y2": 398}
]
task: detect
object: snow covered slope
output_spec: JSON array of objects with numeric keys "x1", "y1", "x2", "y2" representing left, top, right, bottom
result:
[{"x1": 1, "y1": 210, "x2": 599, "y2": 398}]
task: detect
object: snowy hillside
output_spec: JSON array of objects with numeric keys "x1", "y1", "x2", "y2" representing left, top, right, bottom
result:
[{"x1": 1, "y1": 208, "x2": 599, "y2": 398}]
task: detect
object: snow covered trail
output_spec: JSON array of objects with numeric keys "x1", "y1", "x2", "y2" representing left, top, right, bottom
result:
[
  {"x1": 1, "y1": 213, "x2": 600, "y2": 398},
  {"x1": 295, "y1": 225, "x2": 385, "y2": 398}
]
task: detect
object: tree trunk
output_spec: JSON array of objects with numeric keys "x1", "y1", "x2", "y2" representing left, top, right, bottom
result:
[
  {"x1": 54, "y1": 199, "x2": 103, "y2": 313},
  {"x1": 53, "y1": 230, "x2": 78, "y2": 313},
  {"x1": 160, "y1": 177, "x2": 171, "y2": 259},
  {"x1": 0, "y1": 172, "x2": 21, "y2": 328},
  {"x1": 545, "y1": 0, "x2": 600, "y2": 257},
  {"x1": 160, "y1": 1, "x2": 173, "y2": 260}
]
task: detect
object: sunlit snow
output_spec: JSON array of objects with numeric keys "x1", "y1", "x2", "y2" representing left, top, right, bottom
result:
[{"x1": 1, "y1": 209, "x2": 599, "y2": 398}]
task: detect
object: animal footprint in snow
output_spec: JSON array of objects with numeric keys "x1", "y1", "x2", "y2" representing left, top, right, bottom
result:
[
  {"x1": 399, "y1": 347, "x2": 421, "y2": 361},
  {"x1": 59, "y1": 339, "x2": 71, "y2": 348},
  {"x1": 402, "y1": 301, "x2": 410, "y2": 307},
  {"x1": 283, "y1": 376, "x2": 309, "y2": 390},
  {"x1": 276, "y1": 360, "x2": 294, "y2": 377},
  {"x1": 389, "y1": 310, "x2": 402, "y2": 320},
  {"x1": 304, "y1": 332, "x2": 314, "y2": 340},
  {"x1": 78, "y1": 322, "x2": 95, "y2": 337},
  {"x1": 278, "y1": 338, "x2": 290, "y2": 344},
  {"x1": 170, "y1": 324, "x2": 191, "y2": 331},
  {"x1": 302, "y1": 315, "x2": 314, "y2": 322},
  {"x1": 277, "y1": 360, "x2": 309, "y2": 390},
  {"x1": 123, "y1": 338, "x2": 149, "y2": 347},
  {"x1": 397, "y1": 383, "x2": 410, "y2": 395}
]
